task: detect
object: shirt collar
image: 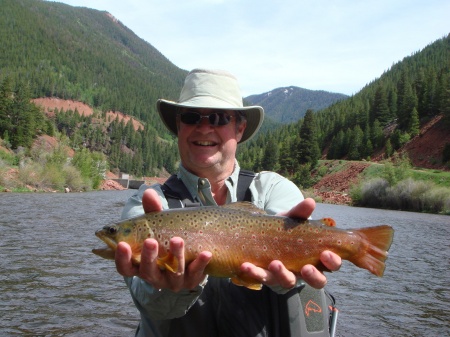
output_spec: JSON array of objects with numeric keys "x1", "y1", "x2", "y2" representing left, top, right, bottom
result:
[{"x1": 177, "y1": 160, "x2": 241, "y2": 204}]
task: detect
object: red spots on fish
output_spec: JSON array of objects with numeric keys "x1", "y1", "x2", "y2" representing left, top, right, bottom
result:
[
  {"x1": 263, "y1": 245, "x2": 267, "y2": 251},
  {"x1": 252, "y1": 234, "x2": 256, "y2": 239},
  {"x1": 297, "y1": 239, "x2": 303, "y2": 244}
]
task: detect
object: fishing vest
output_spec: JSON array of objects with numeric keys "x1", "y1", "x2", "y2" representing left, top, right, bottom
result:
[{"x1": 158, "y1": 170, "x2": 338, "y2": 337}]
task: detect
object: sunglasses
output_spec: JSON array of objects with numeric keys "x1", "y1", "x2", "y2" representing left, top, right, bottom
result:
[{"x1": 178, "y1": 111, "x2": 234, "y2": 126}]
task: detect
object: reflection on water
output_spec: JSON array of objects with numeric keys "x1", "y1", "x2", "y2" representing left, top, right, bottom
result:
[{"x1": 0, "y1": 192, "x2": 449, "y2": 336}]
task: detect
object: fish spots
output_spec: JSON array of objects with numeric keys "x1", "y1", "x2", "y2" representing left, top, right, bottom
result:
[
  {"x1": 337, "y1": 240, "x2": 342, "y2": 245},
  {"x1": 235, "y1": 233, "x2": 239, "y2": 239},
  {"x1": 262, "y1": 245, "x2": 268, "y2": 251},
  {"x1": 297, "y1": 239, "x2": 303, "y2": 244}
]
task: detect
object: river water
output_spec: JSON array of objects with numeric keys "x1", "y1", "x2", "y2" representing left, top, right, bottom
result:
[{"x1": 0, "y1": 191, "x2": 448, "y2": 336}]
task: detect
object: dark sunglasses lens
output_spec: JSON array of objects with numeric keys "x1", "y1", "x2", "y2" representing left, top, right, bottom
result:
[
  {"x1": 210, "y1": 113, "x2": 232, "y2": 126},
  {"x1": 180, "y1": 112, "x2": 201, "y2": 124},
  {"x1": 179, "y1": 112, "x2": 232, "y2": 126}
]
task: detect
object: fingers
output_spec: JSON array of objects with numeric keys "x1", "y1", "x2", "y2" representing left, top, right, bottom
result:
[
  {"x1": 164, "y1": 238, "x2": 186, "y2": 292},
  {"x1": 240, "y1": 260, "x2": 296, "y2": 289},
  {"x1": 184, "y1": 251, "x2": 212, "y2": 289},
  {"x1": 115, "y1": 241, "x2": 139, "y2": 277},
  {"x1": 279, "y1": 197, "x2": 316, "y2": 219},
  {"x1": 320, "y1": 251, "x2": 342, "y2": 272},
  {"x1": 300, "y1": 265, "x2": 327, "y2": 289},
  {"x1": 301, "y1": 251, "x2": 342, "y2": 289},
  {"x1": 124, "y1": 236, "x2": 212, "y2": 292},
  {"x1": 139, "y1": 239, "x2": 165, "y2": 287},
  {"x1": 142, "y1": 188, "x2": 163, "y2": 213}
]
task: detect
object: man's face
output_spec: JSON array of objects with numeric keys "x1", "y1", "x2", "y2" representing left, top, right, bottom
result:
[{"x1": 176, "y1": 108, "x2": 247, "y2": 177}]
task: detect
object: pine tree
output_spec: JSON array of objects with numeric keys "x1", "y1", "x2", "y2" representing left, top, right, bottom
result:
[
  {"x1": 371, "y1": 85, "x2": 390, "y2": 126},
  {"x1": 296, "y1": 109, "x2": 320, "y2": 168},
  {"x1": 409, "y1": 107, "x2": 420, "y2": 137},
  {"x1": 261, "y1": 136, "x2": 280, "y2": 171}
]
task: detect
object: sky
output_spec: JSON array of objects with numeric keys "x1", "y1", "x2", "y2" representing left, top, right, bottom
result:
[{"x1": 49, "y1": 0, "x2": 449, "y2": 96}]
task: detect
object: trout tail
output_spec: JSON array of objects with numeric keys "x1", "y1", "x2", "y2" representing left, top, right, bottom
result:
[{"x1": 351, "y1": 225, "x2": 394, "y2": 277}]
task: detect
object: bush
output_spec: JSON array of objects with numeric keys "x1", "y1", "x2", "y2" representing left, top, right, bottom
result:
[
  {"x1": 351, "y1": 178, "x2": 389, "y2": 208},
  {"x1": 352, "y1": 176, "x2": 450, "y2": 214},
  {"x1": 385, "y1": 178, "x2": 430, "y2": 211},
  {"x1": 63, "y1": 165, "x2": 91, "y2": 191},
  {"x1": 421, "y1": 187, "x2": 450, "y2": 214}
]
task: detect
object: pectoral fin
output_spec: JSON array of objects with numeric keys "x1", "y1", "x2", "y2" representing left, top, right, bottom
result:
[
  {"x1": 157, "y1": 253, "x2": 178, "y2": 273},
  {"x1": 231, "y1": 276, "x2": 263, "y2": 290}
]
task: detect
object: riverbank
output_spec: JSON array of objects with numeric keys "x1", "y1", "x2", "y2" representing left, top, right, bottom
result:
[{"x1": 2, "y1": 155, "x2": 449, "y2": 214}]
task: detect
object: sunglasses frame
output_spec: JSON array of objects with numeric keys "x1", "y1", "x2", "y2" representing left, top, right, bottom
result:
[{"x1": 177, "y1": 110, "x2": 234, "y2": 126}]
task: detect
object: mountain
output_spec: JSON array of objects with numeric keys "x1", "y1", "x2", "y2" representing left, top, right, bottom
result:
[
  {"x1": 1, "y1": 0, "x2": 448, "y2": 181},
  {"x1": 245, "y1": 87, "x2": 347, "y2": 124},
  {"x1": 1, "y1": 0, "x2": 186, "y2": 132}
]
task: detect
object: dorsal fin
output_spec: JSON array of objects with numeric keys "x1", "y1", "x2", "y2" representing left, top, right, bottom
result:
[{"x1": 221, "y1": 202, "x2": 267, "y2": 214}]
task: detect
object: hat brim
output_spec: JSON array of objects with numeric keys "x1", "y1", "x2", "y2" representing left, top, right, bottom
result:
[{"x1": 157, "y1": 99, "x2": 264, "y2": 144}]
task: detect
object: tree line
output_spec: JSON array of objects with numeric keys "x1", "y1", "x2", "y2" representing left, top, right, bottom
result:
[{"x1": 237, "y1": 34, "x2": 450, "y2": 187}]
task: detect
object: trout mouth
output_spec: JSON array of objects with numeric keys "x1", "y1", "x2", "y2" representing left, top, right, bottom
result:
[{"x1": 92, "y1": 229, "x2": 118, "y2": 260}]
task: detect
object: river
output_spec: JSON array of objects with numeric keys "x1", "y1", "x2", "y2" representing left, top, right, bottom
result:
[{"x1": 0, "y1": 191, "x2": 448, "y2": 336}]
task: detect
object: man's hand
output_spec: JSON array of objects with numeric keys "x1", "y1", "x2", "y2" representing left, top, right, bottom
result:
[
  {"x1": 115, "y1": 188, "x2": 212, "y2": 291},
  {"x1": 239, "y1": 198, "x2": 342, "y2": 289}
]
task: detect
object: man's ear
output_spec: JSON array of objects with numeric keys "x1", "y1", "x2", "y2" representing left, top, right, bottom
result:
[{"x1": 236, "y1": 120, "x2": 247, "y2": 143}]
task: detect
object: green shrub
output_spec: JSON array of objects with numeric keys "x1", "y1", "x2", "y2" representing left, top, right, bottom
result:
[
  {"x1": 63, "y1": 165, "x2": 91, "y2": 191},
  {"x1": 420, "y1": 187, "x2": 450, "y2": 214},
  {"x1": 386, "y1": 178, "x2": 430, "y2": 211},
  {"x1": 350, "y1": 178, "x2": 389, "y2": 208}
]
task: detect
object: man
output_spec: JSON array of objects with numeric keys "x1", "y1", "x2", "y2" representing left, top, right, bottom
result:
[{"x1": 115, "y1": 68, "x2": 341, "y2": 336}]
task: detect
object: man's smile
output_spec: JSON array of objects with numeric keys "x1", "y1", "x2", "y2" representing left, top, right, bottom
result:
[{"x1": 193, "y1": 141, "x2": 218, "y2": 146}]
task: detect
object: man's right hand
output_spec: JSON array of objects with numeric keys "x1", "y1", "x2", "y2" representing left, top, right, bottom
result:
[{"x1": 115, "y1": 188, "x2": 212, "y2": 291}]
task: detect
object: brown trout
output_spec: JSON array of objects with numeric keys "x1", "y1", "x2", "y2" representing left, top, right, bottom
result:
[{"x1": 93, "y1": 202, "x2": 394, "y2": 289}]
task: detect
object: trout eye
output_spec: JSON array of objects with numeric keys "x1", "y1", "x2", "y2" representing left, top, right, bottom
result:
[{"x1": 107, "y1": 226, "x2": 117, "y2": 234}]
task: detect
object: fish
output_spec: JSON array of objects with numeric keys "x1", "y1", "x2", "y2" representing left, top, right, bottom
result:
[{"x1": 93, "y1": 202, "x2": 394, "y2": 290}]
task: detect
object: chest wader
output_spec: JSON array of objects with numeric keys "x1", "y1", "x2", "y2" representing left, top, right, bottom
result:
[{"x1": 157, "y1": 171, "x2": 338, "y2": 337}]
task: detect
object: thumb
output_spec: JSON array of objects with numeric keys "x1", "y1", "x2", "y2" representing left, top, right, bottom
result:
[{"x1": 142, "y1": 188, "x2": 163, "y2": 213}]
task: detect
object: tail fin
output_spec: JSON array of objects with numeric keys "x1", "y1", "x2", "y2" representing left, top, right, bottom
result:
[{"x1": 350, "y1": 225, "x2": 394, "y2": 277}]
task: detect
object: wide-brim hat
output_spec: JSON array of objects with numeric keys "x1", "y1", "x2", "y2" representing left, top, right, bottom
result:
[{"x1": 157, "y1": 68, "x2": 264, "y2": 144}]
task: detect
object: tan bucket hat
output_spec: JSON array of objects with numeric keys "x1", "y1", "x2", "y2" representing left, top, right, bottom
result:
[{"x1": 157, "y1": 68, "x2": 264, "y2": 143}]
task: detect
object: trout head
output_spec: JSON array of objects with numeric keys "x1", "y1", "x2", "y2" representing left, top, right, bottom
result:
[{"x1": 92, "y1": 218, "x2": 154, "y2": 264}]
